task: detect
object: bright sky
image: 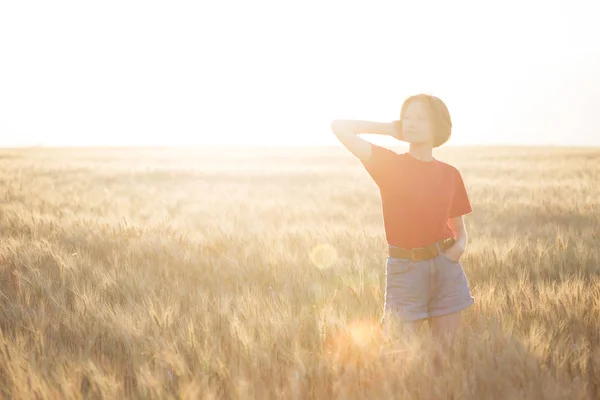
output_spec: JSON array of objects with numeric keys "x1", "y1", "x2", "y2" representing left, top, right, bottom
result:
[{"x1": 1, "y1": 0, "x2": 599, "y2": 147}]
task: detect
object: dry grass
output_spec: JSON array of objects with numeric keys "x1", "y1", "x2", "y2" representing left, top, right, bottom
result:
[{"x1": 0, "y1": 145, "x2": 599, "y2": 399}]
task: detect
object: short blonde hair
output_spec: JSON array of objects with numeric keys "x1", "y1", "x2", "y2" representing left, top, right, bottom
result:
[{"x1": 400, "y1": 94, "x2": 452, "y2": 147}]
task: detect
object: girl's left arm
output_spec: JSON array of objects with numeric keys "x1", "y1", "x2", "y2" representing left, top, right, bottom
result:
[{"x1": 445, "y1": 216, "x2": 468, "y2": 260}]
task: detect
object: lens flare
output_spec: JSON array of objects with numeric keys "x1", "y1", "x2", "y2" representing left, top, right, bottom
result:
[
  {"x1": 348, "y1": 320, "x2": 379, "y2": 347},
  {"x1": 309, "y1": 243, "x2": 337, "y2": 269},
  {"x1": 322, "y1": 318, "x2": 384, "y2": 368}
]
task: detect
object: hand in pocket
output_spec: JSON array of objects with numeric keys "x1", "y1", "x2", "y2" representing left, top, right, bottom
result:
[{"x1": 442, "y1": 243, "x2": 464, "y2": 263}]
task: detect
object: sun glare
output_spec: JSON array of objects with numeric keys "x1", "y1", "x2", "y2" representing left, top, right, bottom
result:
[{"x1": 1, "y1": 1, "x2": 599, "y2": 147}]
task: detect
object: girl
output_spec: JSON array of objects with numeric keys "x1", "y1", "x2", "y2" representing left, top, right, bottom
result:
[{"x1": 331, "y1": 94, "x2": 474, "y2": 342}]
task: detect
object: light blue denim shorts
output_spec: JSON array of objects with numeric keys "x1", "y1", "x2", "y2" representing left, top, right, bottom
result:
[{"x1": 382, "y1": 249, "x2": 475, "y2": 324}]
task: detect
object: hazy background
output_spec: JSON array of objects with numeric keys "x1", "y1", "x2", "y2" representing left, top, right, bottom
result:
[{"x1": 1, "y1": 0, "x2": 599, "y2": 148}]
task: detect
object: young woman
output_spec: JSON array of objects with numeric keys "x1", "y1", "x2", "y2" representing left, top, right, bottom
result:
[{"x1": 330, "y1": 94, "x2": 474, "y2": 342}]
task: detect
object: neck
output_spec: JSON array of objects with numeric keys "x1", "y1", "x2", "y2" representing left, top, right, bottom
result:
[{"x1": 408, "y1": 143, "x2": 434, "y2": 162}]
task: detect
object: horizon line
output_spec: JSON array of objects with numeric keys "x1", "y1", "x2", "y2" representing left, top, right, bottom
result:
[{"x1": 2, "y1": 143, "x2": 600, "y2": 150}]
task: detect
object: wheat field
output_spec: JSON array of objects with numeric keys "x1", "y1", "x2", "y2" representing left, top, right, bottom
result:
[{"x1": 0, "y1": 145, "x2": 599, "y2": 399}]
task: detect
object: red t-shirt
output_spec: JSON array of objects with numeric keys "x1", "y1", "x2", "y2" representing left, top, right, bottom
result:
[{"x1": 361, "y1": 144, "x2": 472, "y2": 249}]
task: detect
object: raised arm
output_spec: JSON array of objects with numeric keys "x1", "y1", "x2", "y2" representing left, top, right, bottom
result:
[{"x1": 330, "y1": 120, "x2": 402, "y2": 161}]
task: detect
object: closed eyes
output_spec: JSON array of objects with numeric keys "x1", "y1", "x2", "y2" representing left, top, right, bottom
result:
[{"x1": 404, "y1": 115, "x2": 427, "y2": 121}]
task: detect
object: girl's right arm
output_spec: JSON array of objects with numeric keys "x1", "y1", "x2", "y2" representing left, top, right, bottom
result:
[{"x1": 330, "y1": 120, "x2": 401, "y2": 161}]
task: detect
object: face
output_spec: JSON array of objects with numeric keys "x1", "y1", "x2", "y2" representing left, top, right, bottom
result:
[{"x1": 401, "y1": 100, "x2": 434, "y2": 146}]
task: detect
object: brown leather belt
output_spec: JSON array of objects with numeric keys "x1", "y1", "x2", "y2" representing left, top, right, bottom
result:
[{"x1": 388, "y1": 238, "x2": 456, "y2": 261}]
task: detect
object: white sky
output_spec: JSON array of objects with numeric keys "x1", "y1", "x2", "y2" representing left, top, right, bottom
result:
[{"x1": 1, "y1": 0, "x2": 599, "y2": 147}]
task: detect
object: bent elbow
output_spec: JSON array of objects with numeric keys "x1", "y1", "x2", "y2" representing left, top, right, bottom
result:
[
  {"x1": 330, "y1": 120, "x2": 341, "y2": 134},
  {"x1": 331, "y1": 120, "x2": 350, "y2": 137}
]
